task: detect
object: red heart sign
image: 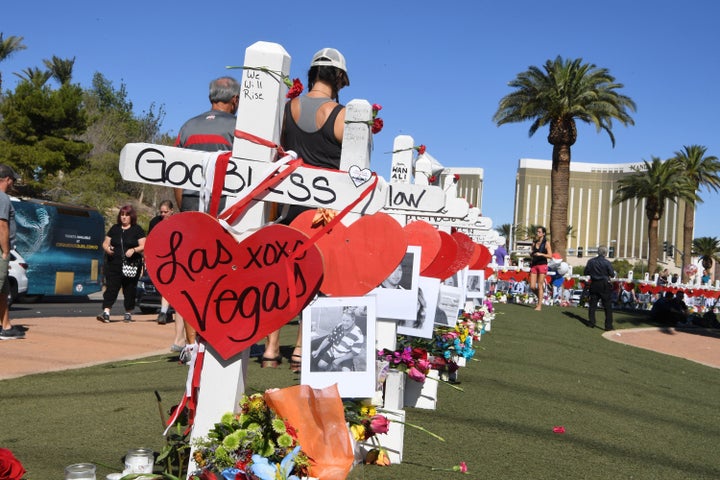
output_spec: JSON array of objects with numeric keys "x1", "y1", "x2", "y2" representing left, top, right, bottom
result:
[
  {"x1": 470, "y1": 243, "x2": 492, "y2": 270},
  {"x1": 442, "y1": 231, "x2": 476, "y2": 278},
  {"x1": 404, "y1": 220, "x2": 441, "y2": 272},
  {"x1": 144, "y1": 212, "x2": 323, "y2": 360},
  {"x1": 421, "y1": 231, "x2": 458, "y2": 278},
  {"x1": 290, "y1": 211, "x2": 407, "y2": 296}
]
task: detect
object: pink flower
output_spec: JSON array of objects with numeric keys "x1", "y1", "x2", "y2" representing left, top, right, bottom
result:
[
  {"x1": 400, "y1": 346, "x2": 414, "y2": 364},
  {"x1": 372, "y1": 103, "x2": 382, "y2": 114},
  {"x1": 459, "y1": 461, "x2": 468, "y2": 473},
  {"x1": 553, "y1": 426, "x2": 566, "y2": 434},
  {"x1": 369, "y1": 414, "x2": 390, "y2": 434},
  {"x1": 407, "y1": 366, "x2": 427, "y2": 382},
  {"x1": 415, "y1": 359, "x2": 431, "y2": 373}
]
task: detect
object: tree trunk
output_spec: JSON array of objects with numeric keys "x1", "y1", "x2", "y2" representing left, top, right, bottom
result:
[
  {"x1": 682, "y1": 201, "x2": 694, "y2": 282},
  {"x1": 647, "y1": 216, "x2": 660, "y2": 275},
  {"x1": 550, "y1": 143, "x2": 571, "y2": 258}
]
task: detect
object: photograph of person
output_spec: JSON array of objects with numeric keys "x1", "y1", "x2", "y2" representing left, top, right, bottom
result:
[
  {"x1": 373, "y1": 246, "x2": 420, "y2": 320},
  {"x1": 436, "y1": 282, "x2": 463, "y2": 327},
  {"x1": 312, "y1": 306, "x2": 365, "y2": 372},
  {"x1": 397, "y1": 275, "x2": 440, "y2": 339},
  {"x1": 465, "y1": 270, "x2": 485, "y2": 298},
  {"x1": 302, "y1": 296, "x2": 376, "y2": 398}
]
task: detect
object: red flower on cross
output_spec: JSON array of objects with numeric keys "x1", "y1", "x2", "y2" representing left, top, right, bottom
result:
[{"x1": 285, "y1": 78, "x2": 304, "y2": 99}]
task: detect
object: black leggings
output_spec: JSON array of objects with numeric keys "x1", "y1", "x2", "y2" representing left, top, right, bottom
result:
[{"x1": 103, "y1": 266, "x2": 139, "y2": 312}]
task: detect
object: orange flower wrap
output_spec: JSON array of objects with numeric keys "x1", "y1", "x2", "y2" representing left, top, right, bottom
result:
[{"x1": 264, "y1": 384, "x2": 354, "y2": 480}]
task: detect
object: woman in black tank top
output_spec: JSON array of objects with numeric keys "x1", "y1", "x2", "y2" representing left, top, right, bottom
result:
[
  {"x1": 529, "y1": 226, "x2": 553, "y2": 311},
  {"x1": 265, "y1": 48, "x2": 351, "y2": 372}
]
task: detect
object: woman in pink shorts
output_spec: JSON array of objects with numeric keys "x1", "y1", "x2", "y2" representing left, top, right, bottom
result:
[{"x1": 529, "y1": 226, "x2": 553, "y2": 311}]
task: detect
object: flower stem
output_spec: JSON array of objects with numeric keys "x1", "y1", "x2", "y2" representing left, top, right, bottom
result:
[
  {"x1": 376, "y1": 412, "x2": 446, "y2": 442},
  {"x1": 424, "y1": 375, "x2": 465, "y2": 392}
]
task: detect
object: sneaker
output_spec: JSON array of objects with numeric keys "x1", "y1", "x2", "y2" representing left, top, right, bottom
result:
[
  {"x1": 0, "y1": 327, "x2": 25, "y2": 340},
  {"x1": 170, "y1": 343, "x2": 185, "y2": 353},
  {"x1": 157, "y1": 312, "x2": 167, "y2": 325},
  {"x1": 179, "y1": 349, "x2": 191, "y2": 364},
  {"x1": 123, "y1": 313, "x2": 133, "y2": 323},
  {"x1": 96, "y1": 312, "x2": 110, "y2": 323}
]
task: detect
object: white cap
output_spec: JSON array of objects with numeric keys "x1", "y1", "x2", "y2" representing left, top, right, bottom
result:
[{"x1": 310, "y1": 48, "x2": 348, "y2": 76}]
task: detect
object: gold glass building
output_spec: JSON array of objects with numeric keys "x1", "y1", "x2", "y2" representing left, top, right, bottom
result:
[{"x1": 513, "y1": 159, "x2": 685, "y2": 265}]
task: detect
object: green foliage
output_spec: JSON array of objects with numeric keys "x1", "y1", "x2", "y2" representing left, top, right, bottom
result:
[
  {"x1": 0, "y1": 81, "x2": 90, "y2": 191},
  {"x1": 610, "y1": 259, "x2": 633, "y2": 278}
]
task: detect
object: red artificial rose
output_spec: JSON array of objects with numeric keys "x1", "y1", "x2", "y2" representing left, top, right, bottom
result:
[
  {"x1": 411, "y1": 347, "x2": 428, "y2": 361},
  {"x1": 286, "y1": 78, "x2": 304, "y2": 99},
  {"x1": 428, "y1": 175, "x2": 437, "y2": 183},
  {"x1": 372, "y1": 103, "x2": 382, "y2": 114},
  {"x1": 369, "y1": 414, "x2": 390, "y2": 434},
  {"x1": 0, "y1": 449, "x2": 26, "y2": 480},
  {"x1": 198, "y1": 470, "x2": 219, "y2": 480},
  {"x1": 417, "y1": 144, "x2": 426, "y2": 155},
  {"x1": 371, "y1": 117, "x2": 384, "y2": 134},
  {"x1": 453, "y1": 173, "x2": 460, "y2": 183}
]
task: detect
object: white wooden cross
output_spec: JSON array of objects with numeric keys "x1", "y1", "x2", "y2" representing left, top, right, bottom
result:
[{"x1": 118, "y1": 41, "x2": 386, "y2": 472}]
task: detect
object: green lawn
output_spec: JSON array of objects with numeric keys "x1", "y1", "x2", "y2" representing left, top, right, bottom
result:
[{"x1": 2, "y1": 304, "x2": 719, "y2": 479}]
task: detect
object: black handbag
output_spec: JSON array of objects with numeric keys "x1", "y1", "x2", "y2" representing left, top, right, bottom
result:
[{"x1": 120, "y1": 234, "x2": 142, "y2": 278}]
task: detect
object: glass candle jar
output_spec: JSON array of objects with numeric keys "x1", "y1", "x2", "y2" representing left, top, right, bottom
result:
[
  {"x1": 64, "y1": 463, "x2": 96, "y2": 480},
  {"x1": 124, "y1": 448, "x2": 154, "y2": 474}
]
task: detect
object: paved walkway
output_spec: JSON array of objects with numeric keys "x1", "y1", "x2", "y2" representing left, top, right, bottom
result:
[
  {"x1": 0, "y1": 313, "x2": 173, "y2": 381},
  {"x1": 2, "y1": 315, "x2": 719, "y2": 381},
  {"x1": 603, "y1": 326, "x2": 720, "y2": 370}
]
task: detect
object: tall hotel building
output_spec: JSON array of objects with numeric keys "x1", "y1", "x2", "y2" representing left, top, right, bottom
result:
[{"x1": 513, "y1": 159, "x2": 685, "y2": 264}]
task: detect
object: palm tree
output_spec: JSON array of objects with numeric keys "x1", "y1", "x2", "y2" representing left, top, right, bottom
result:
[
  {"x1": 13, "y1": 67, "x2": 52, "y2": 88},
  {"x1": 692, "y1": 236, "x2": 720, "y2": 275},
  {"x1": 43, "y1": 55, "x2": 75, "y2": 85},
  {"x1": 614, "y1": 157, "x2": 698, "y2": 275},
  {"x1": 495, "y1": 223, "x2": 513, "y2": 249},
  {"x1": 0, "y1": 33, "x2": 27, "y2": 92},
  {"x1": 672, "y1": 145, "x2": 720, "y2": 281},
  {"x1": 493, "y1": 56, "x2": 636, "y2": 258}
]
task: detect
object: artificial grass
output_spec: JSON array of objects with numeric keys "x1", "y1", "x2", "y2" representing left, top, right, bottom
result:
[{"x1": 2, "y1": 307, "x2": 719, "y2": 479}]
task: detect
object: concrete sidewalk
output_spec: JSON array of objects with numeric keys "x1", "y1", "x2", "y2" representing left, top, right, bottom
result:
[{"x1": 0, "y1": 312, "x2": 177, "y2": 381}]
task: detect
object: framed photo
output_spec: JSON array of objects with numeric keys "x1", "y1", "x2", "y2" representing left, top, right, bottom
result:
[
  {"x1": 465, "y1": 270, "x2": 485, "y2": 298},
  {"x1": 302, "y1": 296, "x2": 376, "y2": 398},
  {"x1": 397, "y1": 275, "x2": 440, "y2": 339},
  {"x1": 435, "y1": 282, "x2": 463, "y2": 327},
  {"x1": 372, "y1": 246, "x2": 420, "y2": 320}
]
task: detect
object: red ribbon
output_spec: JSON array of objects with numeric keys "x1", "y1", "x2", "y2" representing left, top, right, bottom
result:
[{"x1": 234, "y1": 129, "x2": 288, "y2": 158}]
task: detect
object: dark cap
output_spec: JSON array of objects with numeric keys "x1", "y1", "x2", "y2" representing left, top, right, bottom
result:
[{"x1": 0, "y1": 165, "x2": 19, "y2": 181}]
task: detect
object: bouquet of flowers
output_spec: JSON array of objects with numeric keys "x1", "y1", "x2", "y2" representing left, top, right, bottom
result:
[
  {"x1": 377, "y1": 345, "x2": 432, "y2": 383},
  {"x1": 433, "y1": 323, "x2": 475, "y2": 362},
  {"x1": 343, "y1": 399, "x2": 390, "y2": 442},
  {"x1": 190, "y1": 393, "x2": 310, "y2": 480}
]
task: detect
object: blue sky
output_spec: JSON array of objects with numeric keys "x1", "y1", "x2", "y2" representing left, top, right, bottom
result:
[{"x1": 3, "y1": 1, "x2": 719, "y2": 238}]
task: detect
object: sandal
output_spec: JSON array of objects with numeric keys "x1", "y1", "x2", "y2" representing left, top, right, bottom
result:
[
  {"x1": 261, "y1": 356, "x2": 282, "y2": 368},
  {"x1": 290, "y1": 349, "x2": 302, "y2": 374}
]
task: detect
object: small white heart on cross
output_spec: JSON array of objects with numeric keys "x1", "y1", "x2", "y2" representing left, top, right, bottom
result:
[{"x1": 348, "y1": 165, "x2": 372, "y2": 187}]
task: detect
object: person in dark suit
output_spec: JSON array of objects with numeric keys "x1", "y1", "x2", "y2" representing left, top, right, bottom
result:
[{"x1": 584, "y1": 245, "x2": 616, "y2": 330}]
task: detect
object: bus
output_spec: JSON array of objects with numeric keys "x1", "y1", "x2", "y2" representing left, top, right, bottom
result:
[{"x1": 12, "y1": 198, "x2": 105, "y2": 297}]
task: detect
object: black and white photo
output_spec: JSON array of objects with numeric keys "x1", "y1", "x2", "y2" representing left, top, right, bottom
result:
[{"x1": 302, "y1": 296, "x2": 376, "y2": 398}]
